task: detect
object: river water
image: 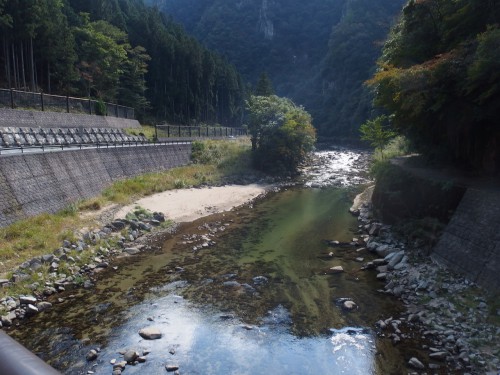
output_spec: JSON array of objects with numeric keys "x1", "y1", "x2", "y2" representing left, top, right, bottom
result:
[{"x1": 10, "y1": 148, "x2": 407, "y2": 374}]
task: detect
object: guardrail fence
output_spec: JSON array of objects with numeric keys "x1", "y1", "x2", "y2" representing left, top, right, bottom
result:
[
  {"x1": 0, "y1": 88, "x2": 135, "y2": 119},
  {"x1": 155, "y1": 125, "x2": 247, "y2": 139}
]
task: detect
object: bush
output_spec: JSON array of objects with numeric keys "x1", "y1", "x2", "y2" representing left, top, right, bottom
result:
[{"x1": 95, "y1": 99, "x2": 107, "y2": 116}]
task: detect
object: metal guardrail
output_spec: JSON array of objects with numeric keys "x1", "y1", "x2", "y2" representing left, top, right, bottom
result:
[
  {"x1": 0, "y1": 331, "x2": 61, "y2": 375},
  {"x1": 0, "y1": 88, "x2": 135, "y2": 119},
  {"x1": 0, "y1": 140, "x2": 190, "y2": 156},
  {"x1": 155, "y1": 125, "x2": 247, "y2": 139}
]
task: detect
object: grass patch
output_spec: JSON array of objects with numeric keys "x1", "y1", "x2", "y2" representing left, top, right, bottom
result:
[
  {"x1": 0, "y1": 212, "x2": 84, "y2": 275},
  {"x1": 123, "y1": 125, "x2": 157, "y2": 141}
]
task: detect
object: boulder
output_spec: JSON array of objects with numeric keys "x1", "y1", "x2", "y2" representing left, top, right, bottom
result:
[
  {"x1": 387, "y1": 251, "x2": 405, "y2": 270},
  {"x1": 139, "y1": 327, "x2": 162, "y2": 340},
  {"x1": 19, "y1": 295, "x2": 37, "y2": 305},
  {"x1": 123, "y1": 350, "x2": 139, "y2": 363}
]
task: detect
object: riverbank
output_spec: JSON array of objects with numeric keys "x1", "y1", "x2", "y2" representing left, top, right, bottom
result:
[
  {"x1": 0, "y1": 182, "x2": 273, "y2": 326},
  {"x1": 351, "y1": 188, "x2": 500, "y2": 374}
]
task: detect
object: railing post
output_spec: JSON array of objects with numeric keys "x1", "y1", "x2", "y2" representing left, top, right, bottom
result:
[
  {"x1": 155, "y1": 124, "x2": 158, "y2": 141},
  {"x1": 66, "y1": 95, "x2": 70, "y2": 113},
  {"x1": 198, "y1": 127, "x2": 201, "y2": 137},
  {"x1": 40, "y1": 92, "x2": 44, "y2": 111},
  {"x1": 115, "y1": 104, "x2": 118, "y2": 117},
  {"x1": 167, "y1": 125, "x2": 170, "y2": 138},
  {"x1": 89, "y1": 99, "x2": 92, "y2": 115},
  {"x1": 10, "y1": 89, "x2": 14, "y2": 109},
  {"x1": 189, "y1": 126, "x2": 192, "y2": 137},
  {"x1": 178, "y1": 125, "x2": 181, "y2": 138}
]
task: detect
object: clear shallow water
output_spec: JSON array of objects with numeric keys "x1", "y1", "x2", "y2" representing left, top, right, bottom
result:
[{"x1": 10, "y1": 149, "x2": 406, "y2": 374}]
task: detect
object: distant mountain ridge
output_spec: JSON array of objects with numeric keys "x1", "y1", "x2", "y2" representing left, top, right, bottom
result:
[{"x1": 148, "y1": 0, "x2": 406, "y2": 136}]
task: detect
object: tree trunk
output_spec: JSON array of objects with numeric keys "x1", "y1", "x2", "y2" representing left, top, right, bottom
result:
[
  {"x1": 20, "y1": 41, "x2": 26, "y2": 90},
  {"x1": 3, "y1": 36, "x2": 11, "y2": 88},
  {"x1": 30, "y1": 37, "x2": 35, "y2": 92},
  {"x1": 12, "y1": 44, "x2": 18, "y2": 89},
  {"x1": 47, "y1": 61, "x2": 51, "y2": 94}
]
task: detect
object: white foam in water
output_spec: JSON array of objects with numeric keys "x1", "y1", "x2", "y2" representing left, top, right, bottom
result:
[
  {"x1": 330, "y1": 327, "x2": 376, "y2": 374},
  {"x1": 305, "y1": 148, "x2": 371, "y2": 188}
]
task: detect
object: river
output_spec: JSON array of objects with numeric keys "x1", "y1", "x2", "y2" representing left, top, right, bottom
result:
[{"x1": 10, "y1": 147, "x2": 408, "y2": 374}]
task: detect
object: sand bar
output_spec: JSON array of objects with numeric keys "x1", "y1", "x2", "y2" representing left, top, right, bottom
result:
[{"x1": 114, "y1": 184, "x2": 270, "y2": 223}]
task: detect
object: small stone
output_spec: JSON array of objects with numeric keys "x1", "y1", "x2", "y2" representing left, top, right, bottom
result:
[
  {"x1": 329, "y1": 266, "x2": 344, "y2": 274},
  {"x1": 137, "y1": 356, "x2": 147, "y2": 363},
  {"x1": 86, "y1": 349, "x2": 98, "y2": 361},
  {"x1": 429, "y1": 352, "x2": 447, "y2": 361},
  {"x1": 166, "y1": 365, "x2": 179, "y2": 372},
  {"x1": 342, "y1": 300, "x2": 357, "y2": 311},
  {"x1": 139, "y1": 327, "x2": 162, "y2": 340},
  {"x1": 376, "y1": 273, "x2": 387, "y2": 280},
  {"x1": 408, "y1": 357, "x2": 425, "y2": 370}
]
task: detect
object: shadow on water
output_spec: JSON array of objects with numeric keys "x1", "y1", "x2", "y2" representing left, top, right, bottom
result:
[{"x1": 10, "y1": 152, "x2": 407, "y2": 374}]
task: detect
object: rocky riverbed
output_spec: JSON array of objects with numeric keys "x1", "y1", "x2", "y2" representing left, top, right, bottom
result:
[{"x1": 351, "y1": 197, "x2": 500, "y2": 374}]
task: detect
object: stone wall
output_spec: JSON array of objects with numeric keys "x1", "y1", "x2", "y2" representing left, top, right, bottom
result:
[
  {"x1": 0, "y1": 144, "x2": 191, "y2": 227},
  {"x1": 432, "y1": 189, "x2": 500, "y2": 290},
  {"x1": 0, "y1": 108, "x2": 140, "y2": 129}
]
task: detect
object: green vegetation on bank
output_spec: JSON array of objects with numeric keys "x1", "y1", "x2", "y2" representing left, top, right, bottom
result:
[
  {"x1": 0, "y1": 138, "x2": 254, "y2": 278},
  {"x1": 368, "y1": 0, "x2": 500, "y2": 172}
]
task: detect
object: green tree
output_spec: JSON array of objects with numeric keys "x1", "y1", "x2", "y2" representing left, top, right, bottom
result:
[
  {"x1": 255, "y1": 72, "x2": 274, "y2": 96},
  {"x1": 246, "y1": 95, "x2": 316, "y2": 173},
  {"x1": 359, "y1": 115, "x2": 396, "y2": 159}
]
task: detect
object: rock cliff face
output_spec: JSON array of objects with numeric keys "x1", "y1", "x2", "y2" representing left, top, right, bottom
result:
[{"x1": 258, "y1": 0, "x2": 274, "y2": 40}]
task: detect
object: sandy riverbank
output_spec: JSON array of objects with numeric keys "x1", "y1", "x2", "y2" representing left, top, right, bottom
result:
[{"x1": 114, "y1": 184, "x2": 271, "y2": 223}]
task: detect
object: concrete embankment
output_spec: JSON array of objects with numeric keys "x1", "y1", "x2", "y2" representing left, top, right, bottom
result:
[{"x1": 0, "y1": 144, "x2": 191, "y2": 227}]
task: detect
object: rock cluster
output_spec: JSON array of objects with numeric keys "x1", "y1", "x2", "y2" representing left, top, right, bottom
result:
[
  {"x1": 353, "y1": 201, "x2": 500, "y2": 374},
  {"x1": 0, "y1": 208, "x2": 168, "y2": 329}
]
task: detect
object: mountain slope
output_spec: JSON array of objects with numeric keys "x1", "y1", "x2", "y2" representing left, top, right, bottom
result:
[{"x1": 149, "y1": 0, "x2": 405, "y2": 135}]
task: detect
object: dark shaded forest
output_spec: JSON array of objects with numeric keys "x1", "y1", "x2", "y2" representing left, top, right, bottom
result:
[
  {"x1": 0, "y1": 0, "x2": 245, "y2": 125},
  {"x1": 369, "y1": 0, "x2": 500, "y2": 172}
]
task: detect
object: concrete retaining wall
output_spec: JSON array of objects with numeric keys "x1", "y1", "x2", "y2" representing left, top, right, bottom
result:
[
  {"x1": 0, "y1": 144, "x2": 191, "y2": 227},
  {"x1": 432, "y1": 189, "x2": 500, "y2": 290},
  {"x1": 0, "y1": 108, "x2": 140, "y2": 129}
]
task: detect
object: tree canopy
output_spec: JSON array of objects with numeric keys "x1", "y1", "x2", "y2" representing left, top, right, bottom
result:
[
  {"x1": 246, "y1": 95, "x2": 316, "y2": 173},
  {"x1": 0, "y1": 0, "x2": 245, "y2": 125},
  {"x1": 368, "y1": 0, "x2": 500, "y2": 172}
]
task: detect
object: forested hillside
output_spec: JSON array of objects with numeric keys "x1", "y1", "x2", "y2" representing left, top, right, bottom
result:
[
  {"x1": 369, "y1": 0, "x2": 500, "y2": 172},
  {"x1": 149, "y1": 0, "x2": 405, "y2": 136},
  {"x1": 0, "y1": 0, "x2": 245, "y2": 125}
]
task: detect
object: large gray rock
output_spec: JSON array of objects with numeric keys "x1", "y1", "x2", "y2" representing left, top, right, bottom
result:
[
  {"x1": 19, "y1": 295, "x2": 37, "y2": 305},
  {"x1": 37, "y1": 302, "x2": 53, "y2": 312},
  {"x1": 139, "y1": 327, "x2": 162, "y2": 340},
  {"x1": 123, "y1": 350, "x2": 139, "y2": 363},
  {"x1": 387, "y1": 251, "x2": 405, "y2": 270}
]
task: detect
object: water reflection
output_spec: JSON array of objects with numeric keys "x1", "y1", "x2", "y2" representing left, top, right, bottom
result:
[{"x1": 85, "y1": 288, "x2": 377, "y2": 375}]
